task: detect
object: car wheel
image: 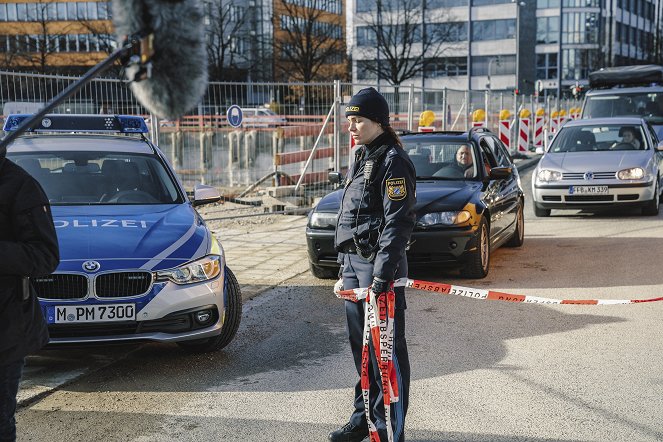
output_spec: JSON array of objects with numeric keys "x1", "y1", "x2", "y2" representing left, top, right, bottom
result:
[
  {"x1": 642, "y1": 181, "x2": 660, "y2": 216},
  {"x1": 177, "y1": 267, "x2": 242, "y2": 353},
  {"x1": 506, "y1": 202, "x2": 524, "y2": 247},
  {"x1": 461, "y1": 217, "x2": 490, "y2": 279},
  {"x1": 534, "y1": 203, "x2": 551, "y2": 217},
  {"x1": 309, "y1": 261, "x2": 338, "y2": 279}
]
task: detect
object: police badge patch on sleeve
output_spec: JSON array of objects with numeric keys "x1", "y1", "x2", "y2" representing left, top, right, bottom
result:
[{"x1": 386, "y1": 178, "x2": 407, "y2": 201}]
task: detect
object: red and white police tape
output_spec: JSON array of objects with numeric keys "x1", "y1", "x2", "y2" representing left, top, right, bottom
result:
[{"x1": 336, "y1": 278, "x2": 663, "y2": 306}]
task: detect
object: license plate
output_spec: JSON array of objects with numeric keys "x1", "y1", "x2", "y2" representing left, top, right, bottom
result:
[
  {"x1": 49, "y1": 303, "x2": 136, "y2": 324},
  {"x1": 569, "y1": 185, "x2": 609, "y2": 195}
]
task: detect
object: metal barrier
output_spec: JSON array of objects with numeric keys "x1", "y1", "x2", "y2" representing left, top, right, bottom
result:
[{"x1": 0, "y1": 70, "x2": 580, "y2": 209}]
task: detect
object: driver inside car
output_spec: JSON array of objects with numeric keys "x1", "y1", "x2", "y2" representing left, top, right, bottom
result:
[{"x1": 612, "y1": 127, "x2": 641, "y2": 150}]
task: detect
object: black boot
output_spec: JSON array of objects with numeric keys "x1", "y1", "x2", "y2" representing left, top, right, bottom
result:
[{"x1": 328, "y1": 421, "x2": 369, "y2": 442}]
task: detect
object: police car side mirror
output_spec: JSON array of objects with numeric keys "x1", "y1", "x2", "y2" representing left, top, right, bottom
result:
[
  {"x1": 192, "y1": 184, "x2": 221, "y2": 207},
  {"x1": 656, "y1": 141, "x2": 663, "y2": 152},
  {"x1": 328, "y1": 171, "x2": 343, "y2": 184},
  {"x1": 489, "y1": 166, "x2": 512, "y2": 180}
]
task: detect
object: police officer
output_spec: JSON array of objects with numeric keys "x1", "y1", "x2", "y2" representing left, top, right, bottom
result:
[
  {"x1": 329, "y1": 87, "x2": 416, "y2": 442},
  {"x1": 0, "y1": 145, "x2": 59, "y2": 442}
]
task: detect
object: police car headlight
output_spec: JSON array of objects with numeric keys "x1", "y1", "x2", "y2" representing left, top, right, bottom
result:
[
  {"x1": 309, "y1": 212, "x2": 338, "y2": 229},
  {"x1": 156, "y1": 255, "x2": 222, "y2": 284},
  {"x1": 536, "y1": 169, "x2": 562, "y2": 182},
  {"x1": 617, "y1": 167, "x2": 645, "y2": 180},
  {"x1": 417, "y1": 211, "x2": 471, "y2": 227}
]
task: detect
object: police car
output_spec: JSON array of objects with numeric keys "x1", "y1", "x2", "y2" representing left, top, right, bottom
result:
[{"x1": 3, "y1": 114, "x2": 241, "y2": 352}]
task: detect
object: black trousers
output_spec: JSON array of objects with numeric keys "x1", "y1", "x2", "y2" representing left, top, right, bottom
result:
[
  {"x1": 0, "y1": 358, "x2": 24, "y2": 442},
  {"x1": 341, "y1": 253, "x2": 410, "y2": 442}
]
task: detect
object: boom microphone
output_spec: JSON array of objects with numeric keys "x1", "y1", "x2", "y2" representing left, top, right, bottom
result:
[{"x1": 111, "y1": 0, "x2": 208, "y2": 120}]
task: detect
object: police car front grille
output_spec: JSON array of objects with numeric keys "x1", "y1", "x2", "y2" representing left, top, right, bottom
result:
[
  {"x1": 33, "y1": 274, "x2": 88, "y2": 300},
  {"x1": 95, "y1": 272, "x2": 153, "y2": 298}
]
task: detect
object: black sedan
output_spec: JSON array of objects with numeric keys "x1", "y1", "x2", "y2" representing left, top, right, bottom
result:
[{"x1": 306, "y1": 128, "x2": 525, "y2": 279}]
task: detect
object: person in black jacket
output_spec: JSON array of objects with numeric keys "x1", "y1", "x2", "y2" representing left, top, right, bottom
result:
[
  {"x1": 0, "y1": 147, "x2": 59, "y2": 442},
  {"x1": 329, "y1": 87, "x2": 416, "y2": 442}
]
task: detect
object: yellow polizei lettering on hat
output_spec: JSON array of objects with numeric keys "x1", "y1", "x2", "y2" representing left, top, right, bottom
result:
[
  {"x1": 386, "y1": 178, "x2": 406, "y2": 201},
  {"x1": 346, "y1": 106, "x2": 360, "y2": 112}
]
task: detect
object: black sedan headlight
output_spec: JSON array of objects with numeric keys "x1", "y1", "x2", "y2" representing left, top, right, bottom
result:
[
  {"x1": 309, "y1": 212, "x2": 338, "y2": 229},
  {"x1": 416, "y1": 210, "x2": 471, "y2": 227}
]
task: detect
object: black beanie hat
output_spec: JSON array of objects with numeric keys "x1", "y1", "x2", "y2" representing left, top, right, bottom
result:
[{"x1": 345, "y1": 87, "x2": 390, "y2": 127}]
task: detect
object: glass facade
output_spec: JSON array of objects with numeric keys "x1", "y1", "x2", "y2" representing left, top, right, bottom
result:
[
  {"x1": 562, "y1": 48, "x2": 600, "y2": 80},
  {"x1": 562, "y1": 12, "x2": 599, "y2": 44}
]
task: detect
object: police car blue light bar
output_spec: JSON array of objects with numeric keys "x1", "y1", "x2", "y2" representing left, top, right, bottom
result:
[{"x1": 2, "y1": 114, "x2": 149, "y2": 134}]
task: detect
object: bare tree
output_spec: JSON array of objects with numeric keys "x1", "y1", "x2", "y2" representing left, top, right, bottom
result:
[
  {"x1": 273, "y1": 0, "x2": 346, "y2": 82},
  {"x1": 205, "y1": 0, "x2": 253, "y2": 81},
  {"x1": 356, "y1": 0, "x2": 459, "y2": 112}
]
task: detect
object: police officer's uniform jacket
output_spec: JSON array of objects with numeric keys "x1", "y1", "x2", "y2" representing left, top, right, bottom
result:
[
  {"x1": 0, "y1": 156, "x2": 60, "y2": 364},
  {"x1": 334, "y1": 132, "x2": 416, "y2": 282}
]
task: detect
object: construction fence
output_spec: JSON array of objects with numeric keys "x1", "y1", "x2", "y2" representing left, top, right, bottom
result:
[{"x1": 0, "y1": 70, "x2": 580, "y2": 207}]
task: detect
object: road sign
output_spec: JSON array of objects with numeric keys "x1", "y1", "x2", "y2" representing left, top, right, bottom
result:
[{"x1": 227, "y1": 105, "x2": 243, "y2": 127}]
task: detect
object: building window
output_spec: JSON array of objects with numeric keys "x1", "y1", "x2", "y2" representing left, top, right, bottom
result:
[
  {"x1": 357, "y1": 60, "x2": 377, "y2": 79},
  {"x1": 428, "y1": 22, "x2": 467, "y2": 42},
  {"x1": 562, "y1": 0, "x2": 599, "y2": 6},
  {"x1": 536, "y1": 16, "x2": 559, "y2": 44},
  {"x1": 472, "y1": 0, "x2": 512, "y2": 5},
  {"x1": 356, "y1": 26, "x2": 376, "y2": 46},
  {"x1": 471, "y1": 19, "x2": 516, "y2": 41},
  {"x1": 472, "y1": 55, "x2": 516, "y2": 76},
  {"x1": 562, "y1": 48, "x2": 600, "y2": 80},
  {"x1": 424, "y1": 57, "x2": 468, "y2": 77},
  {"x1": 536, "y1": 0, "x2": 560, "y2": 8},
  {"x1": 428, "y1": 0, "x2": 469, "y2": 7},
  {"x1": 536, "y1": 53, "x2": 558, "y2": 79}
]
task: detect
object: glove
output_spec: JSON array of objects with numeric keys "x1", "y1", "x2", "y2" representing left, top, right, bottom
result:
[
  {"x1": 370, "y1": 277, "x2": 390, "y2": 297},
  {"x1": 334, "y1": 278, "x2": 344, "y2": 295}
]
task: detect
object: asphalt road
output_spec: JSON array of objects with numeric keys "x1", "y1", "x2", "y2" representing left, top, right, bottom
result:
[{"x1": 16, "y1": 169, "x2": 663, "y2": 442}]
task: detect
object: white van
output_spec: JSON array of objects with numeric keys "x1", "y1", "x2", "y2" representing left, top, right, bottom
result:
[
  {"x1": 582, "y1": 65, "x2": 663, "y2": 138},
  {"x1": 3, "y1": 101, "x2": 44, "y2": 116}
]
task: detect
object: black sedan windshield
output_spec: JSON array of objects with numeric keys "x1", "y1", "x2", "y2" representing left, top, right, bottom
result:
[{"x1": 403, "y1": 141, "x2": 478, "y2": 179}]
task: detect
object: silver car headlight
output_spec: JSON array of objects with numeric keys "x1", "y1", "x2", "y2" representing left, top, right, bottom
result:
[
  {"x1": 155, "y1": 255, "x2": 222, "y2": 284},
  {"x1": 536, "y1": 169, "x2": 562, "y2": 182},
  {"x1": 617, "y1": 167, "x2": 645, "y2": 180},
  {"x1": 417, "y1": 211, "x2": 471, "y2": 227},
  {"x1": 309, "y1": 212, "x2": 338, "y2": 229}
]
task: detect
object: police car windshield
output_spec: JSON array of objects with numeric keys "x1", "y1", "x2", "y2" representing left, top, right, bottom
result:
[
  {"x1": 584, "y1": 92, "x2": 663, "y2": 123},
  {"x1": 403, "y1": 141, "x2": 478, "y2": 180},
  {"x1": 8, "y1": 152, "x2": 183, "y2": 205}
]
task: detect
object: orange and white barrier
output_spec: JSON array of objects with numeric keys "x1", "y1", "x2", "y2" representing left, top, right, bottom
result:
[
  {"x1": 533, "y1": 108, "x2": 545, "y2": 148},
  {"x1": 472, "y1": 109, "x2": 486, "y2": 128},
  {"x1": 518, "y1": 118, "x2": 530, "y2": 152},
  {"x1": 499, "y1": 119, "x2": 510, "y2": 148}
]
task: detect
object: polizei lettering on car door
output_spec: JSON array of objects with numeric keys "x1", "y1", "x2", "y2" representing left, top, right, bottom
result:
[{"x1": 53, "y1": 219, "x2": 149, "y2": 228}]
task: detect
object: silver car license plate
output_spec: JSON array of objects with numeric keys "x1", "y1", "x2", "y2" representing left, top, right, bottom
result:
[{"x1": 569, "y1": 186, "x2": 609, "y2": 195}]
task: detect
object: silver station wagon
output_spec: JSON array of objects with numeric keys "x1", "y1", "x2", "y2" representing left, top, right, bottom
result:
[{"x1": 532, "y1": 117, "x2": 663, "y2": 216}]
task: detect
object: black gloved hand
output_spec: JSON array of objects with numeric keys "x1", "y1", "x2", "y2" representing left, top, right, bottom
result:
[{"x1": 371, "y1": 277, "x2": 390, "y2": 296}]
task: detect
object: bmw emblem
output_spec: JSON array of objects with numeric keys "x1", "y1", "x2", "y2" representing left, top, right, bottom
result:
[
  {"x1": 41, "y1": 118, "x2": 52, "y2": 128},
  {"x1": 584, "y1": 172, "x2": 594, "y2": 181},
  {"x1": 82, "y1": 260, "x2": 101, "y2": 272}
]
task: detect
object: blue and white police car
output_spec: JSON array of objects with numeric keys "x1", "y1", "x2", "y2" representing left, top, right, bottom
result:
[{"x1": 3, "y1": 114, "x2": 241, "y2": 352}]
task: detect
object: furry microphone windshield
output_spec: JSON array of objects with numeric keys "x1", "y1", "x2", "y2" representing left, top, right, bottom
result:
[{"x1": 111, "y1": 0, "x2": 208, "y2": 120}]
